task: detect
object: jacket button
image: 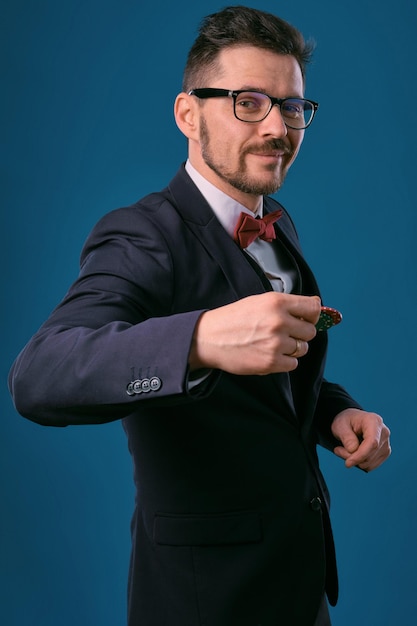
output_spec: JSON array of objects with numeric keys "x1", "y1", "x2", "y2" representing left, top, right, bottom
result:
[
  {"x1": 309, "y1": 496, "x2": 322, "y2": 512},
  {"x1": 133, "y1": 380, "x2": 142, "y2": 394},
  {"x1": 150, "y1": 376, "x2": 162, "y2": 391},
  {"x1": 126, "y1": 382, "x2": 135, "y2": 396}
]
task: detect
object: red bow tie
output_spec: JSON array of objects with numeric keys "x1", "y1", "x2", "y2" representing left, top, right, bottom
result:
[{"x1": 233, "y1": 209, "x2": 283, "y2": 248}]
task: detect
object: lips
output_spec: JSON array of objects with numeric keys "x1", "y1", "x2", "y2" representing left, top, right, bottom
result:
[
  {"x1": 253, "y1": 151, "x2": 285, "y2": 157},
  {"x1": 248, "y1": 150, "x2": 287, "y2": 162}
]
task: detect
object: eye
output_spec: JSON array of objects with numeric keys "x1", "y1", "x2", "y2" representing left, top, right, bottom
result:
[
  {"x1": 235, "y1": 94, "x2": 264, "y2": 111},
  {"x1": 281, "y1": 100, "x2": 304, "y2": 119}
]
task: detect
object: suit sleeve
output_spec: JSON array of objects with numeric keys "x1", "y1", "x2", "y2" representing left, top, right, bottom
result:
[{"x1": 8, "y1": 205, "x2": 219, "y2": 427}]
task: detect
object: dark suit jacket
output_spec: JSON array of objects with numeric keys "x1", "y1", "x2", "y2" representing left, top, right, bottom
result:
[{"x1": 9, "y1": 164, "x2": 362, "y2": 626}]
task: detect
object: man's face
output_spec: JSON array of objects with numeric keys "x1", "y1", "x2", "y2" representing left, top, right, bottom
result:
[{"x1": 191, "y1": 46, "x2": 306, "y2": 209}]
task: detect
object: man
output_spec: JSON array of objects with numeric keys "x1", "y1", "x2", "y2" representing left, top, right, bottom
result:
[{"x1": 8, "y1": 6, "x2": 391, "y2": 626}]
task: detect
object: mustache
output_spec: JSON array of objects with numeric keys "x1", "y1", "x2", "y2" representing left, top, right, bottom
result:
[{"x1": 245, "y1": 139, "x2": 293, "y2": 157}]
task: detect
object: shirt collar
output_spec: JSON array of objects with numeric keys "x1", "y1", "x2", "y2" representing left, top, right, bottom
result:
[{"x1": 185, "y1": 160, "x2": 263, "y2": 238}]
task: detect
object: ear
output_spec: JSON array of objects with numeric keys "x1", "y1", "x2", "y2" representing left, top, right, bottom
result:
[{"x1": 174, "y1": 92, "x2": 200, "y2": 140}]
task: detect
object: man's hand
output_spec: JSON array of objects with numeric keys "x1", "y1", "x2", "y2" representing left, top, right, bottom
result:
[
  {"x1": 331, "y1": 408, "x2": 391, "y2": 472},
  {"x1": 189, "y1": 292, "x2": 321, "y2": 375}
]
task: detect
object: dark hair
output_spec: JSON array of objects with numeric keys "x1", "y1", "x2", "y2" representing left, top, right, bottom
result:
[{"x1": 182, "y1": 5, "x2": 315, "y2": 92}]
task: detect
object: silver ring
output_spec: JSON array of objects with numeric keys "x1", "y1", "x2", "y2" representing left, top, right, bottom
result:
[{"x1": 289, "y1": 338, "x2": 302, "y2": 358}]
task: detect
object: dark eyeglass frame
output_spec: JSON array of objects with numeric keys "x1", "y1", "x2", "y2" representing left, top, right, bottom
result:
[{"x1": 188, "y1": 88, "x2": 319, "y2": 130}]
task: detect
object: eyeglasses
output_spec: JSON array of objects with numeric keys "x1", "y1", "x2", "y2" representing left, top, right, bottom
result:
[{"x1": 188, "y1": 88, "x2": 319, "y2": 130}]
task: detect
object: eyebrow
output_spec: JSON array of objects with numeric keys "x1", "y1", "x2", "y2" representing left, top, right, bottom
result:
[{"x1": 238, "y1": 85, "x2": 267, "y2": 93}]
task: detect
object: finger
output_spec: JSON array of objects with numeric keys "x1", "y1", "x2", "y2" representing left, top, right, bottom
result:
[
  {"x1": 286, "y1": 338, "x2": 309, "y2": 358},
  {"x1": 286, "y1": 295, "x2": 322, "y2": 325},
  {"x1": 343, "y1": 435, "x2": 386, "y2": 469},
  {"x1": 290, "y1": 317, "x2": 318, "y2": 342},
  {"x1": 334, "y1": 443, "x2": 372, "y2": 469},
  {"x1": 356, "y1": 434, "x2": 392, "y2": 472},
  {"x1": 335, "y1": 429, "x2": 362, "y2": 455},
  {"x1": 343, "y1": 439, "x2": 377, "y2": 467},
  {"x1": 332, "y1": 429, "x2": 362, "y2": 464},
  {"x1": 333, "y1": 445, "x2": 352, "y2": 461}
]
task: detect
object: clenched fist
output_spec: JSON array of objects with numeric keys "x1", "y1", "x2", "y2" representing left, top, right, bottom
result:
[{"x1": 189, "y1": 292, "x2": 321, "y2": 375}]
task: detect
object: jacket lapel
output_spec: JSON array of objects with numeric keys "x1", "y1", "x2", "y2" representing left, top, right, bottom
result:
[
  {"x1": 167, "y1": 165, "x2": 276, "y2": 299},
  {"x1": 166, "y1": 166, "x2": 300, "y2": 424}
]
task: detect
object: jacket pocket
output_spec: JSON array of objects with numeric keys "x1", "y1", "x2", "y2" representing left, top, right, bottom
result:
[{"x1": 154, "y1": 511, "x2": 262, "y2": 546}]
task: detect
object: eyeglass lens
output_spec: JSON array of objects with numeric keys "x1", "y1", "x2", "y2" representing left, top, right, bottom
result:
[{"x1": 234, "y1": 92, "x2": 313, "y2": 128}]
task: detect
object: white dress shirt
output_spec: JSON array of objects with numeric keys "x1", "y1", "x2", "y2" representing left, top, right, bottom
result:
[{"x1": 185, "y1": 160, "x2": 296, "y2": 293}]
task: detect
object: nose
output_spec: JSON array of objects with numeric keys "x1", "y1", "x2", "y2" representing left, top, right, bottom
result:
[{"x1": 259, "y1": 104, "x2": 288, "y2": 138}]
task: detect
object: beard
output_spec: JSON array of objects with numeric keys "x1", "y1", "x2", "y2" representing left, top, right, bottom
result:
[{"x1": 199, "y1": 116, "x2": 294, "y2": 196}]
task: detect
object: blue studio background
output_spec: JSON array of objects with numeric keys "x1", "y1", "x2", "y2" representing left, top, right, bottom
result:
[{"x1": 2, "y1": 1, "x2": 416, "y2": 624}]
